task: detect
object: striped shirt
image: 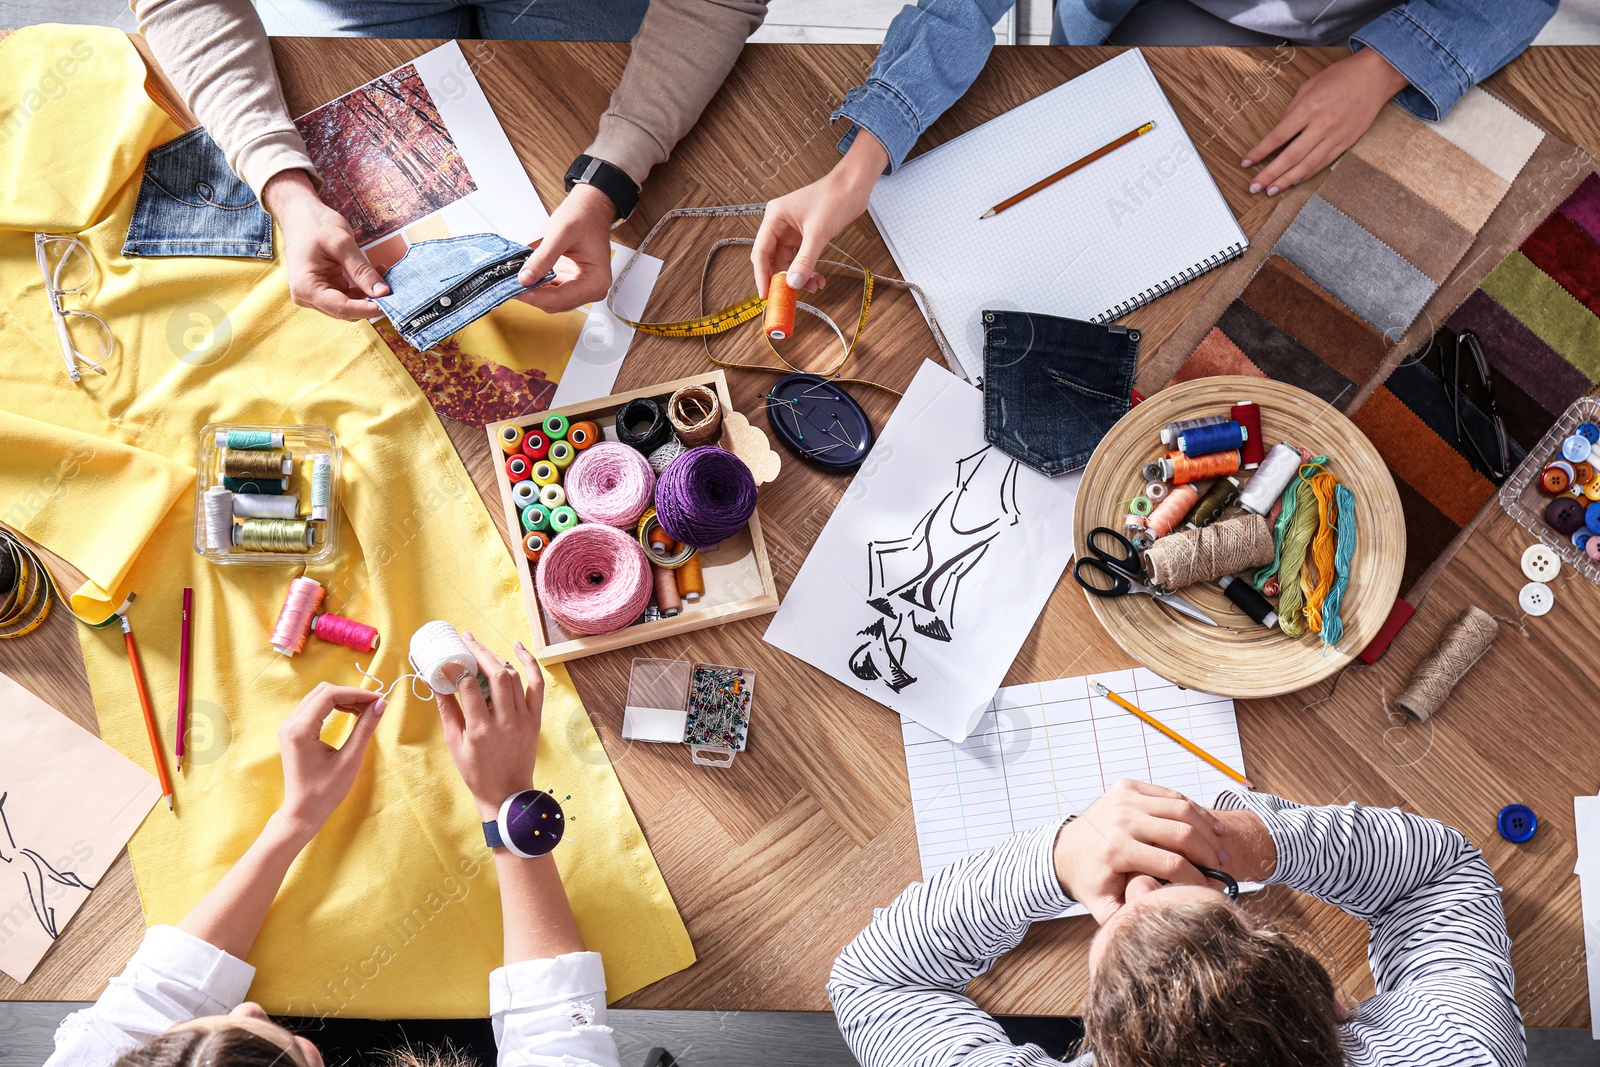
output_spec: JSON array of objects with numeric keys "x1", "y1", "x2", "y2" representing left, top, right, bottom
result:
[{"x1": 829, "y1": 790, "x2": 1522, "y2": 1067}]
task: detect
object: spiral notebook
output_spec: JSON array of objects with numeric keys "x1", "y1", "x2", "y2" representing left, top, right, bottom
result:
[{"x1": 868, "y1": 49, "x2": 1247, "y2": 382}]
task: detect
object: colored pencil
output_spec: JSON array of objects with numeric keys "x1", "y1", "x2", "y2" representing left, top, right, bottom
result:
[
  {"x1": 981, "y1": 122, "x2": 1155, "y2": 220},
  {"x1": 176, "y1": 588, "x2": 193, "y2": 770},
  {"x1": 120, "y1": 611, "x2": 174, "y2": 809},
  {"x1": 1090, "y1": 681, "x2": 1253, "y2": 789}
]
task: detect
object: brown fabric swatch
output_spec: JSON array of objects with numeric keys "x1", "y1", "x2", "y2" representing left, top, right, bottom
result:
[
  {"x1": 1350, "y1": 385, "x2": 1498, "y2": 527},
  {"x1": 1391, "y1": 478, "x2": 1460, "y2": 598},
  {"x1": 1237, "y1": 255, "x2": 1391, "y2": 385},
  {"x1": 1349, "y1": 106, "x2": 1508, "y2": 233},
  {"x1": 1319, "y1": 154, "x2": 1475, "y2": 283},
  {"x1": 1169, "y1": 326, "x2": 1266, "y2": 386},
  {"x1": 1213, "y1": 301, "x2": 1357, "y2": 406}
]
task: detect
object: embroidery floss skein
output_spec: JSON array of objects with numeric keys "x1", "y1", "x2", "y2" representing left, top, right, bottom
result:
[
  {"x1": 536, "y1": 523, "x2": 654, "y2": 635},
  {"x1": 1142, "y1": 514, "x2": 1274, "y2": 591},
  {"x1": 565, "y1": 441, "x2": 656, "y2": 527},
  {"x1": 668, "y1": 384, "x2": 723, "y2": 447},
  {"x1": 1274, "y1": 467, "x2": 1325, "y2": 637},
  {"x1": 271, "y1": 577, "x2": 324, "y2": 656},
  {"x1": 1301, "y1": 470, "x2": 1340, "y2": 634},
  {"x1": 655, "y1": 447, "x2": 759, "y2": 549},
  {"x1": 1393, "y1": 606, "x2": 1498, "y2": 722},
  {"x1": 1320, "y1": 483, "x2": 1358, "y2": 647}
]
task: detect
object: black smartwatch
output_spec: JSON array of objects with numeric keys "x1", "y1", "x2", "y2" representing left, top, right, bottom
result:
[{"x1": 564, "y1": 154, "x2": 639, "y2": 224}]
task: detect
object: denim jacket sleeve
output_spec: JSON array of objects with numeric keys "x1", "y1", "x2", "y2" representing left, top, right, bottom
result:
[
  {"x1": 1351, "y1": 0, "x2": 1556, "y2": 121},
  {"x1": 830, "y1": 0, "x2": 1018, "y2": 172}
]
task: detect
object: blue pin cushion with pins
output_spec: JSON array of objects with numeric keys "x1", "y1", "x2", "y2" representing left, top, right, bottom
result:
[{"x1": 765, "y1": 373, "x2": 873, "y2": 471}]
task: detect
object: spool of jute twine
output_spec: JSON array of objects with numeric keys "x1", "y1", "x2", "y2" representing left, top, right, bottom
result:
[
  {"x1": 1394, "y1": 606, "x2": 1498, "y2": 723},
  {"x1": 1143, "y1": 513, "x2": 1274, "y2": 591}
]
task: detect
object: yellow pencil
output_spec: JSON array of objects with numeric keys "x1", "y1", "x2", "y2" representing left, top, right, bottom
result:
[{"x1": 1090, "y1": 681, "x2": 1253, "y2": 789}]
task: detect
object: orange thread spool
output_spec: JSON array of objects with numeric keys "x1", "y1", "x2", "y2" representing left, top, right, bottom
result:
[
  {"x1": 764, "y1": 272, "x2": 797, "y2": 340},
  {"x1": 1168, "y1": 450, "x2": 1241, "y2": 484},
  {"x1": 522, "y1": 531, "x2": 550, "y2": 562},
  {"x1": 648, "y1": 526, "x2": 679, "y2": 559},
  {"x1": 675, "y1": 554, "x2": 705, "y2": 602},
  {"x1": 652, "y1": 564, "x2": 682, "y2": 617},
  {"x1": 568, "y1": 421, "x2": 602, "y2": 450},
  {"x1": 1144, "y1": 483, "x2": 1200, "y2": 538}
]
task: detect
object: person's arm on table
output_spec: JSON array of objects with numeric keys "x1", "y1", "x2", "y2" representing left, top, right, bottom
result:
[
  {"x1": 752, "y1": 0, "x2": 1013, "y2": 295},
  {"x1": 1215, "y1": 791, "x2": 1522, "y2": 1067},
  {"x1": 44, "y1": 685, "x2": 385, "y2": 1067},
  {"x1": 516, "y1": 0, "x2": 767, "y2": 313},
  {"x1": 132, "y1": 0, "x2": 389, "y2": 319},
  {"x1": 830, "y1": 780, "x2": 1223, "y2": 1067},
  {"x1": 438, "y1": 633, "x2": 619, "y2": 1067},
  {"x1": 1243, "y1": 0, "x2": 1556, "y2": 195}
]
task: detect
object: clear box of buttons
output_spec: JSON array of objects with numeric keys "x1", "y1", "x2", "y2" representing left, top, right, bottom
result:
[
  {"x1": 1499, "y1": 396, "x2": 1600, "y2": 586},
  {"x1": 192, "y1": 423, "x2": 341, "y2": 566}
]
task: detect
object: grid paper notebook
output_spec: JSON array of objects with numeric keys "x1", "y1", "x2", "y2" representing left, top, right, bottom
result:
[
  {"x1": 868, "y1": 49, "x2": 1248, "y2": 382},
  {"x1": 903, "y1": 668, "x2": 1250, "y2": 905}
]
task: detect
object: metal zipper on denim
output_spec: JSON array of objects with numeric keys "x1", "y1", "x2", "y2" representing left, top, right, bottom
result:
[{"x1": 399, "y1": 252, "x2": 531, "y2": 333}]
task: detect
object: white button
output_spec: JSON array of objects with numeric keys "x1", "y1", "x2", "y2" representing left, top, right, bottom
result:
[
  {"x1": 1519, "y1": 581, "x2": 1554, "y2": 616},
  {"x1": 1521, "y1": 543, "x2": 1562, "y2": 583},
  {"x1": 439, "y1": 296, "x2": 453, "y2": 307}
]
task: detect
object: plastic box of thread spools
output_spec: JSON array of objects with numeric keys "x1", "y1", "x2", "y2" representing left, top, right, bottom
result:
[
  {"x1": 1500, "y1": 395, "x2": 1600, "y2": 586},
  {"x1": 485, "y1": 370, "x2": 779, "y2": 663},
  {"x1": 193, "y1": 423, "x2": 341, "y2": 566}
]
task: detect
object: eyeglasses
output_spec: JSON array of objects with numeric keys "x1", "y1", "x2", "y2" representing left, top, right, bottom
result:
[
  {"x1": 1433, "y1": 328, "x2": 1510, "y2": 483},
  {"x1": 35, "y1": 233, "x2": 115, "y2": 383}
]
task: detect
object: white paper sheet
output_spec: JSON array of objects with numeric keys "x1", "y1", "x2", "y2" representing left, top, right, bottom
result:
[
  {"x1": 0, "y1": 672, "x2": 160, "y2": 982},
  {"x1": 903, "y1": 668, "x2": 1253, "y2": 913},
  {"x1": 763, "y1": 361, "x2": 1079, "y2": 741}
]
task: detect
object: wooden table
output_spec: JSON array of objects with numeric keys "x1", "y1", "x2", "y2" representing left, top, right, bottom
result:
[{"x1": 6, "y1": 37, "x2": 1600, "y2": 1028}]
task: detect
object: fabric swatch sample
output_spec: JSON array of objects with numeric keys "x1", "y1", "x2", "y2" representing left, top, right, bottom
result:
[
  {"x1": 1168, "y1": 326, "x2": 1267, "y2": 384},
  {"x1": 1382, "y1": 356, "x2": 1527, "y2": 473},
  {"x1": 1389, "y1": 477, "x2": 1463, "y2": 597},
  {"x1": 1237, "y1": 254, "x2": 1391, "y2": 384},
  {"x1": 1518, "y1": 209, "x2": 1600, "y2": 318},
  {"x1": 1558, "y1": 172, "x2": 1600, "y2": 245},
  {"x1": 1275, "y1": 196, "x2": 1437, "y2": 334},
  {"x1": 1348, "y1": 106, "x2": 1509, "y2": 233},
  {"x1": 1479, "y1": 251, "x2": 1600, "y2": 381},
  {"x1": 1447, "y1": 287, "x2": 1590, "y2": 416},
  {"x1": 1212, "y1": 300, "x2": 1355, "y2": 405},
  {"x1": 1349, "y1": 384, "x2": 1498, "y2": 528},
  {"x1": 1319, "y1": 154, "x2": 1473, "y2": 283},
  {"x1": 1424, "y1": 87, "x2": 1544, "y2": 185}
]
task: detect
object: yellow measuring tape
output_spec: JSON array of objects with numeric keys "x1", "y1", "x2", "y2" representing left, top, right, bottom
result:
[
  {"x1": 606, "y1": 203, "x2": 957, "y2": 396},
  {"x1": 0, "y1": 529, "x2": 123, "y2": 638}
]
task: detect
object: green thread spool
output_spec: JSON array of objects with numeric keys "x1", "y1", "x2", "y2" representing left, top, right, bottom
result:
[
  {"x1": 522, "y1": 503, "x2": 552, "y2": 532},
  {"x1": 542, "y1": 412, "x2": 570, "y2": 441},
  {"x1": 1129, "y1": 496, "x2": 1153, "y2": 517},
  {"x1": 549, "y1": 439, "x2": 576, "y2": 469},
  {"x1": 549, "y1": 505, "x2": 579, "y2": 532},
  {"x1": 215, "y1": 430, "x2": 283, "y2": 450},
  {"x1": 233, "y1": 518, "x2": 315, "y2": 552},
  {"x1": 1189, "y1": 475, "x2": 1242, "y2": 528}
]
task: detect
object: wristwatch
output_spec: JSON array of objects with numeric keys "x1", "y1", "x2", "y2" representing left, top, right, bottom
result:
[
  {"x1": 564, "y1": 154, "x2": 640, "y2": 225},
  {"x1": 483, "y1": 789, "x2": 566, "y2": 858}
]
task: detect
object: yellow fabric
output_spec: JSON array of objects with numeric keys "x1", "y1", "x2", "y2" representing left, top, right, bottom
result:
[{"x1": 0, "y1": 25, "x2": 693, "y2": 1017}]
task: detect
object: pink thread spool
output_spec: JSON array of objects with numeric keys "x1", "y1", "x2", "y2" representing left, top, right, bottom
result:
[
  {"x1": 564, "y1": 441, "x2": 656, "y2": 527},
  {"x1": 1144, "y1": 483, "x2": 1200, "y2": 538},
  {"x1": 271, "y1": 577, "x2": 325, "y2": 656},
  {"x1": 535, "y1": 522, "x2": 653, "y2": 635},
  {"x1": 312, "y1": 612, "x2": 381, "y2": 652}
]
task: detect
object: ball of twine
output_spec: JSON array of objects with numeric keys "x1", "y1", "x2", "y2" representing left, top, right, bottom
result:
[
  {"x1": 668, "y1": 384, "x2": 723, "y2": 447},
  {"x1": 655, "y1": 446, "x2": 759, "y2": 549},
  {"x1": 1394, "y1": 606, "x2": 1498, "y2": 722},
  {"x1": 1143, "y1": 513, "x2": 1275, "y2": 591},
  {"x1": 647, "y1": 436, "x2": 687, "y2": 474},
  {"x1": 535, "y1": 523, "x2": 654, "y2": 635},
  {"x1": 564, "y1": 441, "x2": 656, "y2": 527}
]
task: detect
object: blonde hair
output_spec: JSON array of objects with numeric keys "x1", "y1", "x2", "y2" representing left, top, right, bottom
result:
[
  {"x1": 1083, "y1": 896, "x2": 1342, "y2": 1067},
  {"x1": 113, "y1": 1028, "x2": 478, "y2": 1067}
]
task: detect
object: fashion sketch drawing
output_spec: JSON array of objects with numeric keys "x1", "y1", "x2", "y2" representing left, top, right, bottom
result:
[
  {"x1": 0, "y1": 791, "x2": 92, "y2": 940},
  {"x1": 850, "y1": 446, "x2": 1022, "y2": 693}
]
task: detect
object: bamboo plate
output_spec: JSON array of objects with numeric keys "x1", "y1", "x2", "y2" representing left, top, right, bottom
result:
[{"x1": 1072, "y1": 377, "x2": 1404, "y2": 698}]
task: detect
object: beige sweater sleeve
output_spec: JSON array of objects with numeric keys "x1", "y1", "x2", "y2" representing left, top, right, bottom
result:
[
  {"x1": 131, "y1": 0, "x2": 318, "y2": 199},
  {"x1": 585, "y1": 0, "x2": 767, "y2": 187}
]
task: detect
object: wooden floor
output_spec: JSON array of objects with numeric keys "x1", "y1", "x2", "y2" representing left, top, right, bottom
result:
[{"x1": 6, "y1": 36, "x2": 1600, "y2": 1030}]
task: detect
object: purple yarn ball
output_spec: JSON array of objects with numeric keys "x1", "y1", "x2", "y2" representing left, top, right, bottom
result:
[{"x1": 654, "y1": 446, "x2": 758, "y2": 549}]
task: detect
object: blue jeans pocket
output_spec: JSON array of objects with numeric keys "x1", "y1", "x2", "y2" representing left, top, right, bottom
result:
[
  {"x1": 983, "y1": 310, "x2": 1140, "y2": 476},
  {"x1": 373, "y1": 233, "x2": 541, "y2": 352},
  {"x1": 122, "y1": 128, "x2": 273, "y2": 259}
]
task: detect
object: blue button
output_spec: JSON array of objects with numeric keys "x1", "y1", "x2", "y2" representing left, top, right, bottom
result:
[
  {"x1": 1498, "y1": 804, "x2": 1538, "y2": 843},
  {"x1": 1578, "y1": 422, "x2": 1600, "y2": 444},
  {"x1": 1575, "y1": 530, "x2": 1593, "y2": 551},
  {"x1": 1564, "y1": 435, "x2": 1594, "y2": 463},
  {"x1": 1589, "y1": 502, "x2": 1600, "y2": 536}
]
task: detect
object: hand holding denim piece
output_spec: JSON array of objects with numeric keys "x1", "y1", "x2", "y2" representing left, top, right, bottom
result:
[
  {"x1": 374, "y1": 232, "x2": 556, "y2": 352},
  {"x1": 261, "y1": 170, "x2": 390, "y2": 321},
  {"x1": 513, "y1": 184, "x2": 617, "y2": 313}
]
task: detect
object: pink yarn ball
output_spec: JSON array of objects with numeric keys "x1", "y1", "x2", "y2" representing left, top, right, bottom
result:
[
  {"x1": 564, "y1": 441, "x2": 657, "y2": 527},
  {"x1": 535, "y1": 523, "x2": 653, "y2": 635}
]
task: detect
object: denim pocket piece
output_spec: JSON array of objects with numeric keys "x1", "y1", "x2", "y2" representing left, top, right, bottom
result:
[
  {"x1": 983, "y1": 310, "x2": 1140, "y2": 476},
  {"x1": 374, "y1": 233, "x2": 550, "y2": 352},
  {"x1": 122, "y1": 128, "x2": 273, "y2": 259}
]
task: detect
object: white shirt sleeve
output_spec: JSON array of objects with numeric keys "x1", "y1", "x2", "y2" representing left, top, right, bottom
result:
[
  {"x1": 489, "y1": 951, "x2": 622, "y2": 1067},
  {"x1": 44, "y1": 925, "x2": 257, "y2": 1067}
]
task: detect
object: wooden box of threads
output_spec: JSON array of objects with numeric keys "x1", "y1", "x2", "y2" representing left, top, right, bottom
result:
[
  {"x1": 193, "y1": 424, "x2": 341, "y2": 565},
  {"x1": 485, "y1": 371, "x2": 779, "y2": 663}
]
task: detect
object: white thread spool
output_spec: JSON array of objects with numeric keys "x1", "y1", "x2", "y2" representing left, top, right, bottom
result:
[
  {"x1": 1146, "y1": 481, "x2": 1169, "y2": 502},
  {"x1": 233, "y1": 493, "x2": 299, "y2": 519},
  {"x1": 203, "y1": 486, "x2": 234, "y2": 551},
  {"x1": 647, "y1": 437, "x2": 686, "y2": 475},
  {"x1": 1238, "y1": 443, "x2": 1301, "y2": 515},
  {"x1": 310, "y1": 455, "x2": 332, "y2": 521},
  {"x1": 408, "y1": 620, "x2": 478, "y2": 695},
  {"x1": 539, "y1": 483, "x2": 566, "y2": 509}
]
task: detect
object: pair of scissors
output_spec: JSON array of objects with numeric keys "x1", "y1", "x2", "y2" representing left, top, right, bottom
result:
[{"x1": 1073, "y1": 527, "x2": 1218, "y2": 627}]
